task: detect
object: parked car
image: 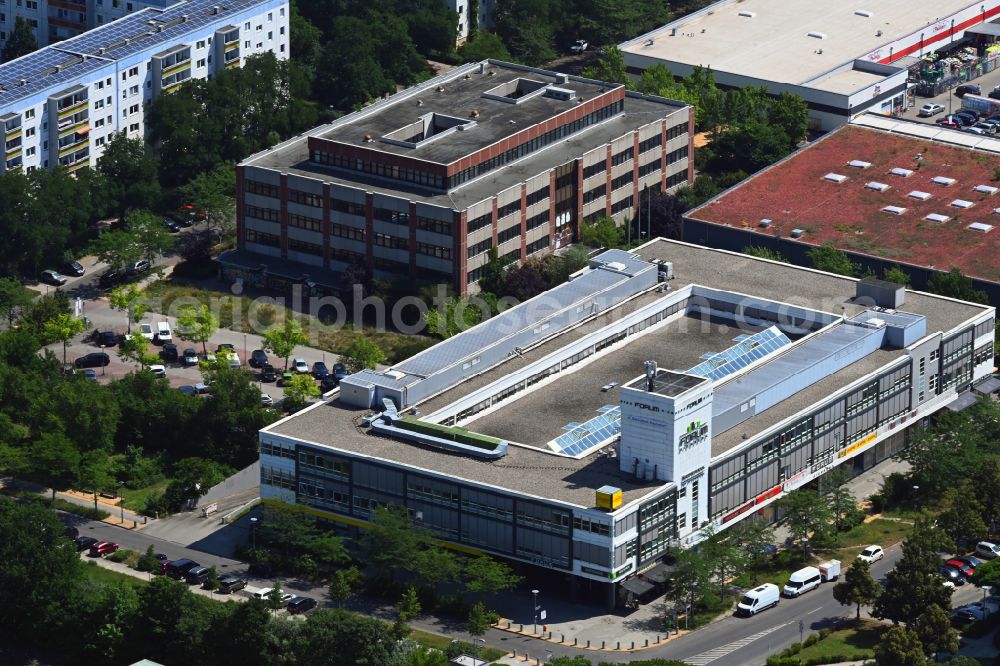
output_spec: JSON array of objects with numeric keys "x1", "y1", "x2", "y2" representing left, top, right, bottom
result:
[
  {"x1": 333, "y1": 363, "x2": 348, "y2": 381},
  {"x1": 783, "y1": 566, "x2": 823, "y2": 597},
  {"x1": 736, "y1": 583, "x2": 780, "y2": 616},
  {"x1": 261, "y1": 392, "x2": 274, "y2": 407},
  {"x1": 955, "y1": 109, "x2": 979, "y2": 122},
  {"x1": 918, "y1": 103, "x2": 945, "y2": 117},
  {"x1": 178, "y1": 385, "x2": 198, "y2": 396},
  {"x1": 148, "y1": 364, "x2": 167, "y2": 378},
  {"x1": 972, "y1": 122, "x2": 997, "y2": 135},
  {"x1": 94, "y1": 330, "x2": 118, "y2": 348},
  {"x1": 160, "y1": 343, "x2": 178, "y2": 362},
  {"x1": 75, "y1": 352, "x2": 110, "y2": 369},
  {"x1": 156, "y1": 321, "x2": 172, "y2": 343},
  {"x1": 64, "y1": 525, "x2": 80, "y2": 539},
  {"x1": 248, "y1": 562, "x2": 274, "y2": 577},
  {"x1": 569, "y1": 39, "x2": 588, "y2": 53},
  {"x1": 182, "y1": 347, "x2": 199, "y2": 367},
  {"x1": 964, "y1": 125, "x2": 988, "y2": 135},
  {"x1": 320, "y1": 375, "x2": 339, "y2": 392},
  {"x1": 185, "y1": 566, "x2": 212, "y2": 585},
  {"x1": 89, "y1": 541, "x2": 120, "y2": 557},
  {"x1": 937, "y1": 564, "x2": 967, "y2": 585},
  {"x1": 936, "y1": 118, "x2": 961, "y2": 129},
  {"x1": 217, "y1": 343, "x2": 236, "y2": 353},
  {"x1": 60, "y1": 260, "x2": 86, "y2": 277},
  {"x1": 253, "y1": 588, "x2": 294, "y2": 603},
  {"x1": 163, "y1": 217, "x2": 182, "y2": 233},
  {"x1": 956, "y1": 84, "x2": 981, "y2": 98},
  {"x1": 260, "y1": 364, "x2": 277, "y2": 382},
  {"x1": 81, "y1": 369, "x2": 98, "y2": 381},
  {"x1": 287, "y1": 597, "x2": 317, "y2": 614},
  {"x1": 951, "y1": 603, "x2": 994, "y2": 625},
  {"x1": 138, "y1": 323, "x2": 155, "y2": 340},
  {"x1": 250, "y1": 349, "x2": 269, "y2": 368},
  {"x1": 218, "y1": 575, "x2": 247, "y2": 593},
  {"x1": 311, "y1": 361, "x2": 329, "y2": 379},
  {"x1": 278, "y1": 371, "x2": 294, "y2": 387},
  {"x1": 951, "y1": 555, "x2": 983, "y2": 571},
  {"x1": 951, "y1": 114, "x2": 976, "y2": 126},
  {"x1": 293, "y1": 358, "x2": 309, "y2": 374},
  {"x1": 226, "y1": 352, "x2": 241, "y2": 369},
  {"x1": 858, "y1": 545, "x2": 884, "y2": 564},
  {"x1": 74, "y1": 535, "x2": 98, "y2": 551},
  {"x1": 40, "y1": 270, "x2": 67, "y2": 286},
  {"x1": 165, "y1": 559, "x2": 200, "y2": 579},
  {"x1": 98, "y1": 269, "x2": 123, "y2": 289},
  {"x1": 975, "y1": 541, "x2": 1000, "y2": 560},
  {"x1": 946, "y1": 559, "x2": 976, "y2": 577},
  {"x1": 126, "y1": 259, "x2": 151, "y2": 278}
]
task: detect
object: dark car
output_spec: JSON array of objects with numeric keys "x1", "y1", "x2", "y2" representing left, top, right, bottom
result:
[
  {"x1": 311, "y1": 362, "x2": 329, "y2": 379},
  {"x1": 61, "y1": 260, "x2": 86, "y2": 277},
  {"x1": 74, "y1": 535, "x2": 98, "y2": 551},
  {"x1": 182, "y1": 347, "x2": 199, "y2": 367},
  {"x1": 185, "y1": 566, "x2": 212, "y2": 585},
  {"x1": 218, "y1": 575, "x2": 247, "y2": 593},
  {"x1": 250, "y1": 349, "x2": 269, "y2": 368},
  {"x1": 320, "y1": 375, "x2": 339, "y2": 392},
  {"x1": 94, "y1": 330, "x2": 118, "y2": 348},
  {"x1": 178, "y1": 385, "x2": 197, "y2": 396},
  {"x1": 938, "y1": 564, "x2": 967, "y2": 585},
  {"x1": 217, "y1": 343, "x2": 236, "y2": 353},
  {"x1": 287, "y1": 596, "x2": 317, "y2": 614},
  {"x1": 163, "y1": 217, "x2": 181, "y2": 233},
  {"x1": 955, "y1": 84, "x2": 981, "y2": 98},
  {"x1": 160, "y1": 343, "x2": 178, "y2": 362},
  {"x1": 64, "y1": 525, "x2": 80, "y2": 539},
  {"x1": 75, "y1": 352, "x2": 110, "y2": 369},
  {"x1": 40, "y1": 270, "x2": 68, "y2": 286},
  {"x1": 333, "y1": 363, "x2": 348, "y2": 381},
  {"x1": 260, "y1": 364, "x2": 277, "y2": 382},
  {"x1": 954, "y1": 110, "x2": 979, "y2": 123},
  {"x1": 248, "y1": 561, "x2": 274, "y2": 577},
  {"x1": 165, "y1": 559, "x2": 200, "y2": 579},
  {"x1": 81, "y1": 369, "x2": 98, "y2": 381},
  {"x1": 99, "y1": 269, "x2": 123, "y2": 289}
]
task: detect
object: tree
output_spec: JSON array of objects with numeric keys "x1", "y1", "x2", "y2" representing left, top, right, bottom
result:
[
  {"x1": 180, "y1": 164, "x2": 236, "y2": 239},
  {"x1": 291, "y1": 608, "x2": 395, "y2": 665},
  {"x1": 972, "y1": 559, "x2": 1000, "y2": 588},
  {"x1": 118, "y1": 333, "x2": 157, "y2": 369},
  {"x1": 646, "y1": 190, "x2": 687, "y2": 239},
  {"x1": 31, "y1": 431, "x2": 80, "y2": 501},
  {"x1": 913, "y1": 604, "x2": 958, "y2": 657},
  {"x1": 582, "y1": 47, "x2": 629, "y2": 85},
  {"x1": 581, "y1": 216, "x2": 621, "y2": 249},
  {"x1": 478, "y1": 247, "x2": 513, "y2": 295},
  {"x1": 700, "y1": 524, "x2": 744, "y2": 594},
  {"x1": 936, "y1": 480, "x2": 988, "y2": 549},
  {"x1": 458, "y1": 32, "x2": 511, "y2": 61},
  {"x1": 463, "y1": 555, "x2": 522, "y2": 597},
  {"x1": 743, "y1": 246, "x2": 786, "y2": 262},
  {"x1": 665, "y1": 547, "x2": 712, "y2": 622},
  {"x1": 926, "y1": 267, "x2": 988, "y2": 304},
  {"x1": 108, "y1": 284, "x2": 148, "y2": 335},
  {"x1": 827, "y1": 483, "x2": 857, "y2": 531},
  {"x1": 0, "y1": 277, "x2": 33, "y2": 326},
  {"x1": 2, "y1": 17, "x2": 37, "y2": 61},
  {"x1": 501, "y1": 262, "x2": 548, "y2": 301},
  {"x1": 728, "y1": 516, "x2": 776, "y2": 575},
  {"x1": 127, "y1": 210, "x2": 174, "y2": 265},
  {"x1": 342, "y1": 336, "x2": 386, "y2": 373},
  {"x1": 328, "y1": 565, "x2": 362, "y2": 607},
  {"x1": 832, "y1": 559, "x2": 881, "y2": 620},
  {"x1": 675, "y1": 175, "x2": 720, "y2": 211},
  {"x1": 807, "y1": 245, "x2": 859, "y2": 277},
  {"x1": 775, "y1": 489, "x2": 833, "y2": 556},
  {"x1": 424, "y1": 297, "x2": 485, "y2": 339},
  {"x1": 467, "y1": 601, "x2": 493, "y2": 649},
  {"x1": 78, "y1": 450, "x2": 115, "y2": 513},
  {"x1": 92, "y1": 228, "x2": 143, "y2": 271},
  {"x1": 136, "y1": 544, "x2": 161, "y2": 573},
  {"x1": 393, "y1": 586, "x2": 421, "y2": 640},
  {"x1": 767, "y1": 93, "x2": 809, "y2": 145},
  {"x1": 43, "y1": 312, "x2": 86, "y2": 366},
  {"x1": 874, "y1": 625, "x2": 928, "y2": 666},
  {"x1": 262, "y1": 317, "x2": 307, "y2": 371},
  {"x1": 899, "y1": 415, "x2": 979, "y2": 498},
  {"x1": 883, "y1": 265, "x2": 911, "y2": 287},
  {"x1": 360, "y1": 505, "x2": 428, "y2": 582},
  {"x1": 95, "y1": 133, "x2": 161, "y2": 221},
  {"x1": 265, "y1": 582, "x2": 287, "y2": 613},
  {"x1": 874, "y1": 519, "x2": 953, "y2": 625},
  {"x1": 162, "y1": 457, "x2": 226, "y2": 512},
  {"x1": 176, "y1": 304, "x2": 219, "y2": 357},
  {"x1": 282, "y1": 373, "x2": 320, "y2": 412}
]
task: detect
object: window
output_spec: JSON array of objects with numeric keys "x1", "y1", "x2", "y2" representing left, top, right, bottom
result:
[
  {"x1": 468, "y1": 212, "x2": 492, "y2": 233},
  {"x1": 244, "y1": 21, "x2": 250, "y2": 29},
  {"x1": 416, "y1": 217, "x2": 451, "y2": 235},
  {"x1": 288, "y1": 238, "x2": 322, "y2": 256},
  {"x1": 639, "y1": 133, "x2": 663, "y2": 153},
  {"x1": 374, "y1": 208, "x2": 409, "y2": 225},
  {"x1": 288, "y1": 189, "x2": 322, "y2": 207},
  {"x1": 497, "y1": 224, "x2": 521, "y2": 244},
  {"x1": 497, "y1": 200, "x2": 520, "y2": 219},
  {"x1": 573, "y1": 516, "x2": 611, "y2": 536},
  {"x1": 94, "y1": 99, "x2": 104, "y2": 109},
  {"x1": 24, "y1": 127, "x2": 35, "y2": 137},
  {"x1": 244, "y1": 204, "x2": 279, "y2": 222},
  {"x1": 330, "y1": 198, "x2": 366, "y2": 217},
  {"x1": 526, "y1": 235, "x2": 550, "y2": 255},
  {"x1": 245, "y1": 179, "x2": 280, "y2": 198},
  {"x1": 197, "y1": 59, "x2": 205, "y2": 68},
  {"x1": 374, "y1": 233, "x2": 408, "y2": 250},
  {"x1": 331, "y1": 224, "x2": 365, "y2": 241},
  {"x1": 25, "y1": 109, "x2": 34, "y2": 120},
  {"x1": 197, "y1": 40, "x2": 205, "y2": 48},
  {"x1": 287, "y1": 213, "x2": 321, "y2": 232},
  {"x1": 667, "y1": 146, "x2": 689, "y2": 164},
  {"x1": 611, "y1": 172, "x2": 634, "y2": 191},
  {"x1": 611, "y1": 147, "x2": 633, "y2": 166},
  {"x1": 526, "y1": 186, "x2": 549, "y2": 206},
  {"x1": 583, "y1": 183, "x2": 606, "y2": 204},
  {"x1": 417, "y1": 242, "x2": 451, "y2": 260},
  {"x1": 526, "y1": 211, "x2": 549, "y2": 230},
  {"x1": 467, "y1": 238, "x2": 492, "y2": 258},
  {"x1": 245, "y1": 229, "x2": 280, "y2": 247},
  {"x1": 666, "y1": 121, "x2": 687, "y2": 140}
]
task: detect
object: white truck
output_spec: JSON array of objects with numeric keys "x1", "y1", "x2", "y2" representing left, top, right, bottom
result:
[{"x1": 818, "y1": 559, "x2": 841, "y2": 581}]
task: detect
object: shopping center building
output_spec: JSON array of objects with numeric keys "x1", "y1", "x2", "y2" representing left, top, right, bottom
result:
[
  {"x1": 224, "y1": 60, "x2": 693, "y2": 296},
  {"x1": 259, "y1": 239, "x2": 995, "y2": 607},
  {"x1": 619, "y1": 0, "x2": 1000, "y2": 131}
]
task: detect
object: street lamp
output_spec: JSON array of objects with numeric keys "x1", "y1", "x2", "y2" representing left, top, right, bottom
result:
[
  {"x1": 250, "y1": 516, "x2": 258, "y2": 550},
  {"x1": 100, "y1": 344, "x2": 106, "y2": 376},
  {"x1": 531, "y1": 589, "x2": 539, "y2": 634},
  {"x1": 118, "y1": 481, "x2": 125, "y2": 524},
  {"x1": 982, "y1": 585, "x2": 991, "y2": 611}
]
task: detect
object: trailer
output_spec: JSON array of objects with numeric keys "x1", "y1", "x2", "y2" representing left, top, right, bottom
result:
[
  {"x1": 961, "y1": 94, "x2": 1000, "y2": 116},
  {"x1": 818, "y1": 559, "x2": 841, "y2": 582}
]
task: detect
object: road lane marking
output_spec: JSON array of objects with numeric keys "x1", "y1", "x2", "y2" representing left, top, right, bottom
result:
[
  {"x1": 683, "y1": 623, "x2": 789, "y2": 665},
  {"x1": 806, "y1": 607, "x2": 822, "y2": 614}
]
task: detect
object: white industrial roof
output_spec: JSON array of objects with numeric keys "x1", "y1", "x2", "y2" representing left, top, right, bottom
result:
[
  {"x1": 852, "y1": 114, "x2": 1000, "y2": 153},
  {"x1": 620, "y1": 0, "x2": 980, "y2": 85}
]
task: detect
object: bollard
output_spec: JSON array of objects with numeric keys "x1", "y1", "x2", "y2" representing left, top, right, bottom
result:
[
  {"x1": 586, "y1": 640, "x2": 590, "y2": 648},
  {"x1": 631, "y1": 641, "x2": 635, "y2": 650},
  {"x1": 513, "y1": 651, "x2": 517, "y2": 659},
  {"x1": 644, "y1": 639, "x2": 648, "y2": 647},
  {"x1": 548, "y1": 632, "x2": 552, "y2": 640},
  {"x1": 616, "y1": 641, "x2": 620, "y2": 650},
  {"x1": 561, "y1": 633, "x2": 564, "y2": 643},
  {"x1": 656, "y1": 634, "x2": 660, "y2": 643},
  {"x1": 601, "y1": 641, "x2": 605, "y2": 649},
  {"x1": 573, "y1": 637, "x2": 577, "y2": 646},
  {"x1": 519, "y1": 624, "x2": 523, "y2": 632}
]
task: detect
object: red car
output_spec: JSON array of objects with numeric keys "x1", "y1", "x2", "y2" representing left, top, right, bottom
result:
[
  {"x1": 88, "y1": 541, "x2": 120, "y2": 558},
  {"x1": 945, "y1": 559, "x2": 975, "y2": 577}
]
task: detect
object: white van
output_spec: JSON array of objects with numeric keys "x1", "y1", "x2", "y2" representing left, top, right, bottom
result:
[
  {"x1": 976, "y1": 541, "x2": 1000, "y2": 560},
  {"x1": 156, "y1": 321, "x2": 172, "y2": 343},
  {"x1": 736, "y1": 583, "x2": 780, "y2": 616},
  {"x1": 783, "y1": 566, "x2": 822, "y2": 597}
]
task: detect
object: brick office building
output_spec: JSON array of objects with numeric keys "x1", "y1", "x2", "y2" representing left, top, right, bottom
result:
[{"x1": 222, "y1": 60, "x2": 693, "y2": 296}]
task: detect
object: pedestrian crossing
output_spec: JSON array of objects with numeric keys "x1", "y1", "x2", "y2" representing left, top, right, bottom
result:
[{"x1": 682, "y1": 623, "x2": 789, "y2": 665}]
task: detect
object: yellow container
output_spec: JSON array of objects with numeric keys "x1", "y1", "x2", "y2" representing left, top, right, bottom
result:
[{"x1": 596, "y1": 485, "x2": 622, "y2": 510}]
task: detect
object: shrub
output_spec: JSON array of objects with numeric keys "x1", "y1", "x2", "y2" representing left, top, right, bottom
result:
[
  {"x1": 868, "y1": 492, "x2": 885, "y2": 514},
  {"x1": 818, "y1": 627, "x2": 831, "y2": 640},
  {"x1": 803, "y1": 633, "x2": 819, "y2": 647},
  {"x1": 136, "y1": 545, "x2": 160, "y2": 572}
]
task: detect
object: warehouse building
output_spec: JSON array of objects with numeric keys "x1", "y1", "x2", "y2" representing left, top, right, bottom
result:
[
  {"x1": 0, "y1": 0, "x2": 288, "y2": 174},
  {"x1": 259, "y1": 239, "x2": 995, "y2": 608},
  {"x1": 223, "y1": 60, "x2": 693, "y2": 296},
  {"x1": 619, "y1": 0, "x2": 1000, "y2": 131}
]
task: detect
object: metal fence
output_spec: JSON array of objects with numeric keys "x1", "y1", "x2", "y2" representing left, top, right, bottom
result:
[{"x1": 914, "y1": 52, "x2": 1000, "y2": 97}]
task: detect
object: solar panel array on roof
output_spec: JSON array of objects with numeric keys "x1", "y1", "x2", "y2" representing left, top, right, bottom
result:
[
  {"x1": 549, "y1": 405, "x2": 621, "y2": 457},
  {"x1": 685, "y1": 326, "x2": 791, "y2": 380}
]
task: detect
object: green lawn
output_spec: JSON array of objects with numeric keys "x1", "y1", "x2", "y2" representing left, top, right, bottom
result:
[
  {"x1": 794, "y1": 620, "x2": 887, "y2": 662},
  {"x1": 81, "y1": 560, "x2": 148, "y2": 589},
  {"x1": 119, "y1": 479, "x2": 171, "y2": 511},
  {"x1": 822, "y1": 518, "x2": 912, "y2": 564},
  {"x1": 410, "y1": 629, "x2": 505, "y2": 661}
]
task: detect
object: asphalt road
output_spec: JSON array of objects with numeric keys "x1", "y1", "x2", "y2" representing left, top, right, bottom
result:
[{"x1": 903, "y1": 61, "x2": 1000, "y2": 123}]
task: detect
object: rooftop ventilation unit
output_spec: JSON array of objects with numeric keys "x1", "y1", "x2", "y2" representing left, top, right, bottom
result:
[
  {"x1": 824, "y1": 173, "x2": 847, "y2": 183},
  {"x1": 932, "y1": 176, "x2": 956, "y2": 186},
  {"x1": 866, "y1": 181, "x2": 890, "y2": 192},
  {"x1": 994, "y1": 207, "x2": 1000, "y2": 215},
  {"x1": 759, "y1": 218, "x2": 772, "y2": 228},
  {"x1": 925, "y1": 213, "x2": 950, "y2": 223},
  {"x1": 807, "y1": 31, "x2": 827, "y2": 39},
  {"x1": 968, "y1": 222, "x2": 994, "y2": 233},
  {"x1": 738, "y1": 10, "x2": 755, "y2": 17},
  {"x1": 950, "y1": 199, "x2": 974, "y2": 209},
  {"x1": 974, "y1": 184, "x2": 998, "y2": 195},
  {"x1": 854, "y1": 9, "x2": 873, "y2": 17},
  {"x1": 908, "y1": 190, "x2": 931, "y2": 200},
  {"x1": 882, "y1": 206, "x2": 907, "y2": 215},
  {"x1": 848, "y1": 160, "x2": 871, "y2": 168},
  {"x1": 890, "y1": 167, "x2": 913, "y2": 177},
  {"x1": 545, "y1": 87, "x2": 575, "y2": 101},
  {"x1": 790, "y1": 228, "x2": 805, "y2": 238},
  {"x1": 643, "y1": 360, "x2": 657, "y2": 392}
]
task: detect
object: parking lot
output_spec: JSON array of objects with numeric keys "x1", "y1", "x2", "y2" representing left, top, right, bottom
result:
[{"x1": 903, "y1": 63, "x2": 1000, "y2": 126}]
